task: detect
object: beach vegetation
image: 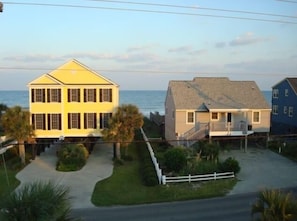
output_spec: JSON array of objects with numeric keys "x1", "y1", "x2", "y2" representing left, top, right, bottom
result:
[
  {"x1": 0, "y1": 103, "x2": 8, "y2": 134},
  {"x1": 0, "y1": 106, "x2": 34, "y2": 165},
  {"x1": 251, "y1": 189, "x2": 297, "y2": 221},
  {"x1": 102, "y1": 104, "x2": 143, "y2": 160},
  {"x1": 56, "y1": 143, "x2": 89, "y2": 171},
  {"x1": 0, "y1": 181, "x2": 81, "y2": 221}
]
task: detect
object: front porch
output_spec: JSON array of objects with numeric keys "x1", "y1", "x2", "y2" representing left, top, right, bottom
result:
[
  {"x1": 209, "y1": 121, "x2": 254, "y2": 137},
  {"x1": 180, "y1": 118, "x2": 254, "y2": 148}
]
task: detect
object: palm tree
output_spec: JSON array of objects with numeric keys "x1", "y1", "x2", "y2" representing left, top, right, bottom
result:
[
  {"x1": 251, "y1": 189, "x2": 297, "y2": 221},
  {"x1": 102, "y1": 104, "x2": 143, "y2": 160},
  {"x1": 0, "y1": 103, "x2": 8, "y2": 133},
  {"x1": 0, "y1": 181, "x2": 81, "y2": 221},
  {"x1": 1, "y1": 106, "x2": 34, "y2": 164}
]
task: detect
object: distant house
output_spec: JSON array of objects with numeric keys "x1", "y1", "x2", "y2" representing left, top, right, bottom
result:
[
  {"x1": 27, "y1": 59, "x2": 119, "y2": 140},
  {"x1": 271, "y1": 78, "x2": 297, "y2": 135},
  {"x1": 165, "y1": 77, "x2": 271, "y2": 148}
]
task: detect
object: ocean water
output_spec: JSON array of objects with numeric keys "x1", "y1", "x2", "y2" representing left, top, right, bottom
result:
[{"x1": 0, "y1": 90, "x2": 272, "y2": 116}]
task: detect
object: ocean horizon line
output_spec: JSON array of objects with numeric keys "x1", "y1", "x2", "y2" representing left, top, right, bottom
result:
[{"x1": 0, "y1": 89, "x2": 272, "y2": 92}]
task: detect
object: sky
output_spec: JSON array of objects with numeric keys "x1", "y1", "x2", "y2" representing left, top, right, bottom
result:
[{"x1": 0, "y1": 0, "x2": 296, "y2": 90}]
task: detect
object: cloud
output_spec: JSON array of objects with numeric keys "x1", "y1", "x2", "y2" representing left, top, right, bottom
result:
[
  {"x1": 126, "y1": 44, "x2": 157, "y2": 52},
  {"x1": 113, "y1": 52, "x2": 159, "y2": 63},
  {"x1": 3, "y1": 52, "x2": 160, "y2": 64},
  {"x1": 229, "y1": 32, "x2": 270, "y2": 47},
  {"x1": 215, "y1": 42, "x2": 226, "y2": 48},
  {"x1": 189, "y1": 49, "x2": 208, "y2": 55},
  {"x1": 3, "y1": 54, "x2": 63, "y2": 62},
  {"x1": 168, "y1": 45, "x2": 207, "y2": 56},
  {"x1": 168, "y1": 45, "x2": 193, "y2": 53},
  {"x1": 225, "y1": 58, "x2": 297, "y2": 74}
]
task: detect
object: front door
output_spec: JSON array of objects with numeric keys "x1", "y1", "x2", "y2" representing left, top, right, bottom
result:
[
  {"x1": 227, "y1": 113, "x2": 232, "y2": 123},
  {"x1": 227, "y1": 113, "x2": 232, "y2": 134}
]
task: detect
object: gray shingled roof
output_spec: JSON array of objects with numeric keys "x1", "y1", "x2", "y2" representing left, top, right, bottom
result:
[
  {"x1": 169, "y1": 77, "x2": 270, "y2": 110},
  {"x1": 287, "y1": 78, "x2": 297, "y2": 95}
]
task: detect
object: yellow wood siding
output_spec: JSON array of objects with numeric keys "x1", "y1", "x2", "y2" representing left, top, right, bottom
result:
[{"x1": 28, "y1": 60, "x2": 119, "y2": 138}]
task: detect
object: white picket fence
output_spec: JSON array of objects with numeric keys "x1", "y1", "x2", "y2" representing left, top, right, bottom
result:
[
  {"x1": 162, "y1": 172, "x2": 235, "y2": 185},
  {"x1": 140, "y1": 128, "x2": 163, "y2": 184},
  {"x1": 140, "y1": 128, "x2": 235, "y2": 185}
]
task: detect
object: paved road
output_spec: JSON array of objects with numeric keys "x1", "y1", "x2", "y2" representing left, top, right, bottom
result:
[
  {"x1": 71, "y1": 187, "x2": 297, "y2": 221},
  {"x1": 71, "y1": 192, "x2": 257, "y2": 221},
  {"x1": 15, "y1": 141, "x2": 114, "y2": 209}
]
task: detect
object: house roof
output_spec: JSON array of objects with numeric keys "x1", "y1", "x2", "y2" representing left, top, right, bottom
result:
[
  {"x1": 168, "y1": 77, "x2": 270, "y2": 111},
  {"x1": 28, "y1": 59, "x2": 119, "y2": 87},
  {"x1": 272, "y1": 78, "x2": 297, "y2": 95},
  {"x1": 287, "y1": 78, "x2": 297, "y2": 95}
]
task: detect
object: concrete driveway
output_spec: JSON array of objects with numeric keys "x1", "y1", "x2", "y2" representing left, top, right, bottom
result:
[
  {"x1": 220, "y1": 147, "x2": 297, "y2": 195},
  {"x1": 15, "y1": 141, "x2": 114, "y2": 209}
]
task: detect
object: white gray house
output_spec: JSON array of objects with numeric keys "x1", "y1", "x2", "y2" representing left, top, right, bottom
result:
[{"x1": 165, "y1": 77, "x2": 271, "y2": 149}]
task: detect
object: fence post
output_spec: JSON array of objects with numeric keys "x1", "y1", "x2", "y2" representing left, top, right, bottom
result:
[
  {"x1": 162, "y1": 175, "x2": 166, "y2": 185},
  {"x1": 188, "y1": 174, "x2": 191, "y2": 183},
  {"x1": 214, "y1": 172, "x2": 217, "y2": 180}
]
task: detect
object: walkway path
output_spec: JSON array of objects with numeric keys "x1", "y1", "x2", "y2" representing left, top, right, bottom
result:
[{"x1": 16, "y1": 141, "x2": 114, "y2": 209}]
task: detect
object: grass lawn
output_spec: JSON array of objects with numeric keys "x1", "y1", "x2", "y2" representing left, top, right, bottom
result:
[
  {"x1": 0, "y1": 147, "x2": 29, "y2": 199},
  {"x1": 0, "y1": 167, "x2": 20, "y2": 198},
  {"x1": 91, "y1": 143, "x2": 237, "y2": 206}
]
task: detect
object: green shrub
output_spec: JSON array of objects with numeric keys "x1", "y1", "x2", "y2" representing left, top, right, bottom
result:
[
  {"x1": 135, "y1": 130, "x2": 159, "y2": 186},
  {"x1": 268, "y1": 140, "x2": 281, "y2": 152},
  {"x1": 181, "y1": 160, "x2": 219, "y2": 175},
  {"x1": 0, "y1": 181, "x2": 79, "y2": 221},
  {"x1": 219, "y1": 157, "x2": 240, "y2": 174},
  {"x1": 282, "y1": 142, "x2": 297, "y2": 158},
  {"x1": 122, "y1": 155, "x2": 133, "y2": 161},
  {"x1": 164, "y1": 147, "x2": 187, "y2": 172},
  {"x1": 56, "y1": 143, "x2": 89, "y2": 171}
]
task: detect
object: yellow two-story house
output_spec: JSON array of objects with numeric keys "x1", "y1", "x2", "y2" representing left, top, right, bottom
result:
[{"x1": 27, "y1": 59, "x2": 119, "y2": 139}]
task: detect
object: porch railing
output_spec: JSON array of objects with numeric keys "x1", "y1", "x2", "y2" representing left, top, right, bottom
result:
[
  {"x1": 210, "y1": 121, "x2": 248, "y2": 133},
  {"x1": 180, "y1": 121, "x2": 250, "y2": 146},
  {"x1": 181, "y1": 123, "x2": 209, "y2": 147}
]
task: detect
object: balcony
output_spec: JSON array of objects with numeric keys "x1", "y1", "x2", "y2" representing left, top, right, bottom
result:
[{"x1": 209, "y1": 121, "x2": 253, "y2": 136}]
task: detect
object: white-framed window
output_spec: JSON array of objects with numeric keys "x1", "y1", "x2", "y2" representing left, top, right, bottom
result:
[
  {"x1": 47, "y1": 89, "x2": 61, "y2": 102},
  {"x1": 252, "y1": 111, "x2": 260, "y2": 123},
  {"x1": 211, "y1": 112, "x2": 219, "y2": 121},
  {"x1": 289, "y1": 107, "x2": 293, "y2": 117},
  {"x1": 68, "y1": 89, "x2": 80, "y2": 102},
  {"x1": 187, "y1": 111, "x2": 194, "y2": 124},
  {"x1": 84, "y1": 113, "x2": 97, "y2": 129},
  {"x1": 99, "y1": 89, "x2": 112, "y2": 102},
  {"x1": 284, "y1": 106, "x2": 288, "y2": 114},
  {"x1": 84, "y1": 89, "x2": 96, "y2": 102},
  {"x1": 48, "y1": 114, "x2": 61, "y2": 130},
  {"x1": 68, "y1": 113, "x2": 81, "y2": 129},
  {"x1": 272, "y1": 89, "x2": 279, "y2": 99},
  {"x1": 32, "y1": 114, "x2": 45, "y2": 130},
  {"x1": 272, "y1": 105, "x2": 278, "y2": 115},
  {"x1": 285, "y1": 89, "x2": 289, "y2": 97}
]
